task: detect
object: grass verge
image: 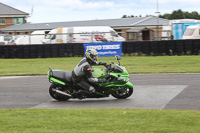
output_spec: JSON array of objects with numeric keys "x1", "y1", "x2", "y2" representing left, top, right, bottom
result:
[
  {"x1": 0, "y1": 56, "x2": 200, "y2": 76},
  {"x1": 0, "y1": 108, "x2": 200, "y2": 133},
  {"x1": 1, "y1": 56, "x2": 200, "y2": 133}
]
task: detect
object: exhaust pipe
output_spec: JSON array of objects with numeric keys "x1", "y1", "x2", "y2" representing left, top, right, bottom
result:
[{"x1": 53, "y1": 89, "x2": 72, "y2": 97}]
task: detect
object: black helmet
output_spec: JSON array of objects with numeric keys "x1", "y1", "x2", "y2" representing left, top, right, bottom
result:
[{"x1": 85, "y1": 49, "x2": 98, "y2": 63}]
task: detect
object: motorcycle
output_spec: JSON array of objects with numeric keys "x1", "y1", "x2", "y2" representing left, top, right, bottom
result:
[{"x1": 47, "y1": 55, "x2": 133, "y2": 101}]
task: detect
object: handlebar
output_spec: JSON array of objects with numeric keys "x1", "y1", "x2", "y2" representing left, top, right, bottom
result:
[
  {"x1": 105, "y1": 64, "x2": 112, "y2": 71},
  {"x1": 105, "y1": 61, "x2": 124, "y2": 75},
  {"x1": 105, "y1": 63, "x2": 113, "y2": 79}
]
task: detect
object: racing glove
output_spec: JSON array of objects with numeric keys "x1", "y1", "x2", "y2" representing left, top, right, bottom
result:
[{"x1": 99, "y1": 62, "x2": 109, "y2": 67}]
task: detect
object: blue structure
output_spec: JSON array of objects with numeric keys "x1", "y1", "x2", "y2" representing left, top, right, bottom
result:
[
  {"x1": 84, "y1": 42, "x2": 122, "y2": 57},
  {"x1": 172, "y1": 23, "x2": 200, "y2": 40}
]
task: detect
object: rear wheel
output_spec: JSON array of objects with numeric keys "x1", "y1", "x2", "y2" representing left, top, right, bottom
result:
[
  {"x1": 111, "y1": 87, "x2": 133, "y2": 99},
  {"x1": 49, "y1": 83, "x2": 70, "y2": 101}
]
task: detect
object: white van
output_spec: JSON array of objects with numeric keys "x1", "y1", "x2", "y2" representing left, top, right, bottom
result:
[
  {"x1": 67, "y1": 26, "x2": 125, "y2": 43},
  {"x1": 42, "y1": 27, "x2": 68, "y2": 44},
  {"x1": 14, "y1": 30, "x2": 50, "y2": 45},
  {"x1": 42, "y1": 26, "x2": 125, "y2": 44},
  {"x1": 0, "y1": 34, "x2": 12, "y2": 45},
  {"x1": 182, "y1": 25, "x2": 200, "y2": 39}
]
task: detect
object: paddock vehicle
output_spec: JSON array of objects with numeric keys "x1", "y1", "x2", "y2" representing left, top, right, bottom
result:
[{"x1": 42, "y1": 26, "x2": 125, "y2": 44}]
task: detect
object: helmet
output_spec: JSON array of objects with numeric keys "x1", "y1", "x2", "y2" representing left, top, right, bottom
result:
[{"x1": 85, "y1": 49, "x2": 98, "y2": 63}]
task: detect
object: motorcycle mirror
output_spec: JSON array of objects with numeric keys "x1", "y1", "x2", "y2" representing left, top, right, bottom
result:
[
  {"x1": 115, "y1": 55, "x2": 121, "y2": 60},
  {"x1": 115, "y1": 55, "x2": 121, "y2": 66}
]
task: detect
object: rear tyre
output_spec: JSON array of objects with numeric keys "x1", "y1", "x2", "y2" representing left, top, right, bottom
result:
[
  {"x1": 49, "y1": 83, "x2": 70, "y2": 101},
  {"x1": 111, "y1": 87, "x2": 133, "y2": 99}
]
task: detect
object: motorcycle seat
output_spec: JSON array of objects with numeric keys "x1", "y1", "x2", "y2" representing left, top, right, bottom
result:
[{"x1": 52, "y1": 70, "x2": 72, "y2": 83}]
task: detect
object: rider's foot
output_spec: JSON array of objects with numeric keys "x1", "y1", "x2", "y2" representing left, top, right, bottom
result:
[{"x1": 89, "y1": 86, "x2": 96, "y2": 93}]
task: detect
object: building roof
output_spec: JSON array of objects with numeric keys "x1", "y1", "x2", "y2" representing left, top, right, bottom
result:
[
  {"x1": 0, "y1": 16, "x2": 169, "y2": 32},
  {"x1": 0, "y1": 2, "x2": 29, "y2": 15},
  {"x1": 126, "y1": 27, "x2": 146, "y2": 32},
  {"x1": 126, "y1": 27, "x2": 154, "y2": 32}
]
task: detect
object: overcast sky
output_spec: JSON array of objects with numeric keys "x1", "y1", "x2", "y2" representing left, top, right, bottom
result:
[{"x1": 2, "y1": 0, "x2": 200, "y2": 23}]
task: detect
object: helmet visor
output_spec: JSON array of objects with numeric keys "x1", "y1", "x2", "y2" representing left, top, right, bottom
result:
[{"x1": 91, "y1": 55, "x2": 98, "y2": 61}]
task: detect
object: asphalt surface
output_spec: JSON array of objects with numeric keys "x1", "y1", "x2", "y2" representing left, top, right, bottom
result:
[{"x1": 0, "y1": 73, "x2": 200, "y2": 110}]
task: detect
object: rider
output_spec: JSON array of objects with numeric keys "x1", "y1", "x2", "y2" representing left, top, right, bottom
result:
[{"x1": 72, "y1": 49, "x2": 108, "y2": 94}]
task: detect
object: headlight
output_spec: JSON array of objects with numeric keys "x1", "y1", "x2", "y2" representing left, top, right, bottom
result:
[{"x1": 124, "y1": 78, "x2": 130, "y2": 82}]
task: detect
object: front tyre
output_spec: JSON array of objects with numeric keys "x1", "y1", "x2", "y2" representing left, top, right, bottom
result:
[
  {"x1": 111, "y1": 87, "x2": 133, "y2": 99},
  {"x1": 49, "y1": 83, "x2": 70, "y2": 101}
]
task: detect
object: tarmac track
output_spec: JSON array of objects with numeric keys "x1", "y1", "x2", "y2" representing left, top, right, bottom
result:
[{"x1": 0, "y1": 73, "x2": 200, "y2": 110}]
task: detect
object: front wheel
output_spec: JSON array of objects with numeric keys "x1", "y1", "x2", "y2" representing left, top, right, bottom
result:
[
  {"x1": 111, "y1": 87, "x2": 133, "y2": 99},
  {"x1": 49, "y1": 83, "x2": 70, "y2": 101}
]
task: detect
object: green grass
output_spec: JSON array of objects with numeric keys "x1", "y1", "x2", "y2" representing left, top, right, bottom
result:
[
  {"x1": 0, "y1": 108, "x2": 200, "y2": 133},
  {"x1": 1, "y1": 56, "x2": 200, "y2": 132},
  {"x1": 0, "y1": 56, "x2": 200, "y2": 76}
]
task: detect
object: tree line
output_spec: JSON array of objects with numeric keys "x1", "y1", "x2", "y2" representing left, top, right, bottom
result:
[{"x1": 122, "y1": 9, "x2": 200, "y2": 20}]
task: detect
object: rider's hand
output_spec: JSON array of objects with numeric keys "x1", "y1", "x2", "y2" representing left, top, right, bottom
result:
[
  {"x1": 99, "y1": 62, "x2": 109, "y2": 67},
  {"x1": 99, "y1": 62, "x2": 106, "y2": 65}
]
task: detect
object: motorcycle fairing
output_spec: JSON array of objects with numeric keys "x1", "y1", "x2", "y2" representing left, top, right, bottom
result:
[
  {"x1": 100, "y1": 81, "x2": 133, "y2": 88},
  {"x1": 92, "y1": 67, "x2": 107, "y2": 79}
]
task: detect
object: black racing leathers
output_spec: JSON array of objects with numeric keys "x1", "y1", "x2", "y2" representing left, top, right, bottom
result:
[{"x1": 72, "y1": 58, "x2": 106, "y2": 92}]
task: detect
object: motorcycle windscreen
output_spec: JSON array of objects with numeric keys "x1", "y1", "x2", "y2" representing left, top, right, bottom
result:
[{"x1": 92, "y1": 67, "x2": 107, "y2": 79}]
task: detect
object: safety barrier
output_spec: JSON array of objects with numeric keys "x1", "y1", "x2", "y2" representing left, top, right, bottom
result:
[
  {"x1": 0, "y1": 40, "x2": 200, "y2": 58},
  {"x1": 123, "y1": 39, "x2": 200, "y2": 55},
  {"x1": 0, "y1": 43, "x2": 84, "y2": 58}
]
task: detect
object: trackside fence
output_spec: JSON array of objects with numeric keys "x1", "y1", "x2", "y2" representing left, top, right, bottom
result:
[
  {"x1": 0, "y1": 43, "x2": 84, "y2": 58},
  {"x1": 0, "y1": 40, "x2": 200, "y2": 58},
  {"x1": 123, "y1": 40, "x2": 200, "y2": 56}
]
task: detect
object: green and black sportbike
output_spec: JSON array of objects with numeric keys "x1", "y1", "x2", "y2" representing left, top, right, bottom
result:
[{"x1": 47, "y1": 55, "x2": 133, "y2": 101}]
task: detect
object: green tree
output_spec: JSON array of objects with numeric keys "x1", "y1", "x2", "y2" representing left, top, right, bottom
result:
[
  {"x1": 159, "y1": 9, "x2": 200, "y2": 20},
  {"x1": 123, "y1": 9, "x2": 200, "y2": 19},
  {"x1": 122, "y1": 15, "x2": 128, "y2": 18},
  {"x1": 121, "y1": 15, "x2": 141, "y2": 18},
  {"x1": 169, "y1": 9, "x2": 185, "y2": 19}
]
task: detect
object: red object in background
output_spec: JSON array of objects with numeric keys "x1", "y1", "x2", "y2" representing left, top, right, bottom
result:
[{"x1": 94, "y1": 35, "x2": 107, "y2": 41}]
